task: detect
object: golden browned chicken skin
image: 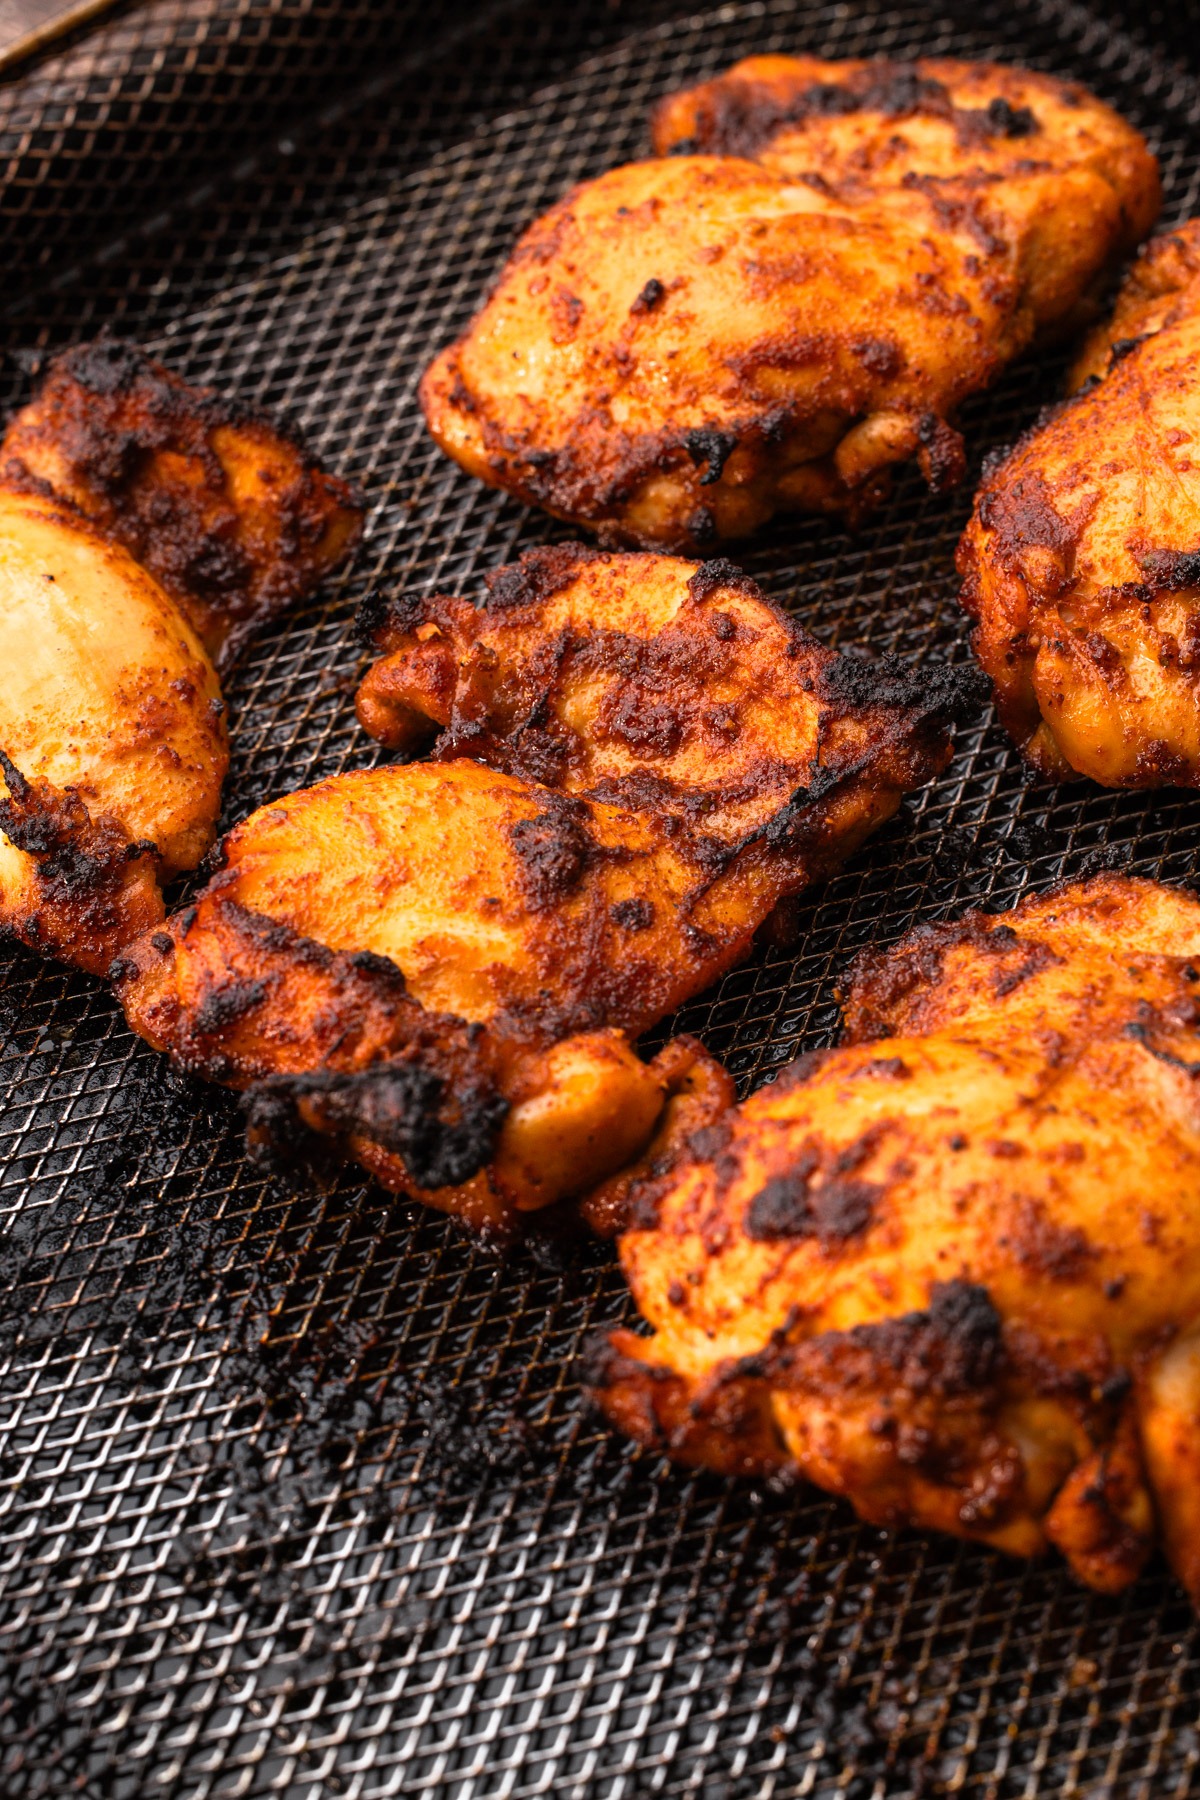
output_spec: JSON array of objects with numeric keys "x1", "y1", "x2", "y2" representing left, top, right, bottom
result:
[
  {"x1": 115, "y1": 546, "x2": 975, "y2": 1234},
  {"x1": 0, "y1": 340, "x2": 362, "y2": 975},
  {"x1": 590, "y1": 873, "x2": 1200, "y2": 1604},
  {"x1": 960, "y1": 219, "x2": 1200, "y2": 787},
  {"x1": 423, "y1": 56, "x2": 1158, "y2": 550}
]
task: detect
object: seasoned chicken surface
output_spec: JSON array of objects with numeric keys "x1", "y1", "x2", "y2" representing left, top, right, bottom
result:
[
  {"x1": 354, "y1": 545, "x2": 968, "y2": 861},
  {"x1": 113, "y1": 763, "x2": 736, "y2": 1233},
  {"x1": 960, "y1": 219, "x2": 1200, "y2": 788},
  {"x1": 116, "y1": 548, "x2": 974, "y2": 1233},
  {"x1": 423, "y1": 57, "x2": 1158, "y2": 550},
  {"x1": 0, "y1": 341, "x2": 361, "y2": 974},
  {"x1": 0, "y1": 488, "x2": 224, "y2": 972},
  {"x1": 590, "y1": 874, "x2": 1200, "y2": 1603},
  {"x1": 3, "y1": 339, "x2": 362, "y2": 671}
]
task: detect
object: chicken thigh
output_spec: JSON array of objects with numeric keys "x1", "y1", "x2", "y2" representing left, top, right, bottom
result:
[
  {"x1": 591, "y1": 874, "x2": 1200, "y2": 1604},
  {"x1": 424, "y1": 57, "x2": 1158, "y2": 549},
  {"x1": 3, "y1": 339, "x2": 361, "y2": 671}
]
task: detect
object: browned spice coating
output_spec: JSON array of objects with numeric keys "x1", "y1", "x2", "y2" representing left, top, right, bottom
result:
[
  {"x1": 959, "y1": 217, "x2": 1200, "y2": 787},
  {"x1": 117, "y1": 546, "x2": 977, "y2": 1232},
  {"x1": 423, "y1": 55, "x2": 1159, "y2": 549},
  {"x1": 355, "y1": 543, "x2": 978, "y2": 868},
  {"x1": 2, "y1": 339, "x2": 363, "y2": 671},
  {"x1": 590, "y1": 873, "x2": 1200, "y2": 1605}
]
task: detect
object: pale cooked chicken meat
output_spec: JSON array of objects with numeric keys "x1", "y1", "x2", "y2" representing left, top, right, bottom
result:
[
  {"x1": 590, "y1": 874, "x2": 1200, "y2": 1604},
  {"x1": 0, "y1": 340, "x2": 361, "y2": 975},
  {"x1": 423, "y1": 56, "x2": 1158, "y2": 550},
  {"x1": 115, "y1": 547, "x2": 975, "y2": 1233},
  {"x1": 960, "y1": 218, "x2": 1200, "y2": 788}
]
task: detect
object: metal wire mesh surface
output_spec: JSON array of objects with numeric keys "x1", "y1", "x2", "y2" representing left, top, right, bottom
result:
[{"x1": 4, "y1": 1, "x2": 1200, "y2": 1794}]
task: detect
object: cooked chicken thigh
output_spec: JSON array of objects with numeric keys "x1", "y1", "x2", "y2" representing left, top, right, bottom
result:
[
  {"x1": 0, "y1": 340, "x2": 361, "y2": 974},
  {"x1": 590, "y1": 874, "x2": 1200, "y2": 1603},
  {"x1": 0, "y1": 489, "x2": 225, "y2": 973},
  {"x1": 423, "y1": 57, "x2": 1158, "y2": 550},
  {"x1": 960, "y1": 219, "x2": 1200, "y2": 787},
  {"x1": 115, "y1": 548, "x2": 974, "y2": 1232},
  {"x1": 113, "y1": 762, "x2": 736, "y2": 1234}
]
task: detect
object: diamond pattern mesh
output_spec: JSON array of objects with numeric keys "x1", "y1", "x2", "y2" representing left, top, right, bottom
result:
[{"x1": 3, "y1": 1, "x2": 1200, "y2": 1795}]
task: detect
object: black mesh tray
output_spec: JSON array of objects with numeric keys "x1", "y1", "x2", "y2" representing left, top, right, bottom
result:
[{"x1": 4, "y1": 2, "x2": 1200, "y2": 1795}]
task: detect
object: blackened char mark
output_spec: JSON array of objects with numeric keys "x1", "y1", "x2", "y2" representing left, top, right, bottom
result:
[
  {"x1": 979, "y1": 440, "x2": 1014, "y2": 484},
  {"x1": 917, "y1": 413, "x2": 967, "y2": 494},
  {"x1": 854, "y1": 337, "x2": 902, "y2": 377},
  {"x1": 684, "y1": 428, "x2": 739, "y2": 486},
  {"x1": 219, "y1": 896, "x2": 410, "y2": 990},
  {"x1": 681, "y1": 77, "x2": 857, "y2": 158},
  {"x1": 685, "y1": 557, "x2": 770, "y2": 608},
  {"x1": 957, "y1": 96, "x2": 1038, "y2": 140},
  {"x1": 799, "y1": 1278, "x2": 1004, "y2": 1396},
  {"x1": 631, "y1": 278, "x2": 666, "y2": 315},
  {"x1": 673, "y1": 61, "x2": 966, "y2": 160},
  {"x1": 354, "y1": 586, "x2": 429, "y2": 650},
  {"x1": 62, "y1": 336, "x2": 159, "y2": 397},
  {"x1": 43, "y1": 334, "x2": 310, "y2": 457},
  {"x1": 1136, "y1": 548, "x2": 1200, "y2": 595},
  {"x1": 482, "y1": 544, "x2": 594, "y2": 613},
  {"x1": 191, "y1": 978, "x2": 268, "y2": 1035},
  {"x1": 603, "y1": 689, "x2": 683, "y2": 756},
  {"x1": 817, "y1": 651, "x2": 987, "y2": 724},
  {"x1": 1108, "y1": 334, "x2": 1148, "y2": 366},
  {"x1": 1123, "y1": 1018, "x2": 1200, "y2": 1076},
  {"x1": 857, "y1": 1055, "x2": 911, "y2": 1079},
  {"x1": 0, "y1": 748, "x2": 156, "y2": 897},
  {"x1": 243, "y1": 1058, "x2": 508, "y2": 1191},
  {"x1": 758, "y1": 763, "x2": 853, "y2": 848},
  {"x1": 753, "y1": 650, "x2": 979, "y2": 857},
  {"x1": 686, "y1": 505, "x2": 718, "y2": 545},
  {"x1": 745, "y1": 1162, "x2": 879, "y2": 1247},
  {"x1": 611, "y1": 897, "x2": 654, "y2": 932},
  {"x1": 868, "y1": 66, "x2": 951, "y2": 118},
  {"x1": 984, "y1": 95, "x2": 1037, "y2": 136}
]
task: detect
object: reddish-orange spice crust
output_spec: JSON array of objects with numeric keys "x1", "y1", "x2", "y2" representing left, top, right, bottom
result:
[{"x1": 424, "y1": 56, "x2": 1159, "y2": 549}]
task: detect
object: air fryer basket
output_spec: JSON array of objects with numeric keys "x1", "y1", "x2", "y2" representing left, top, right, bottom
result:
[{"x1": 3, "y1": 1, "x2": 1200, "y2": 1794}]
